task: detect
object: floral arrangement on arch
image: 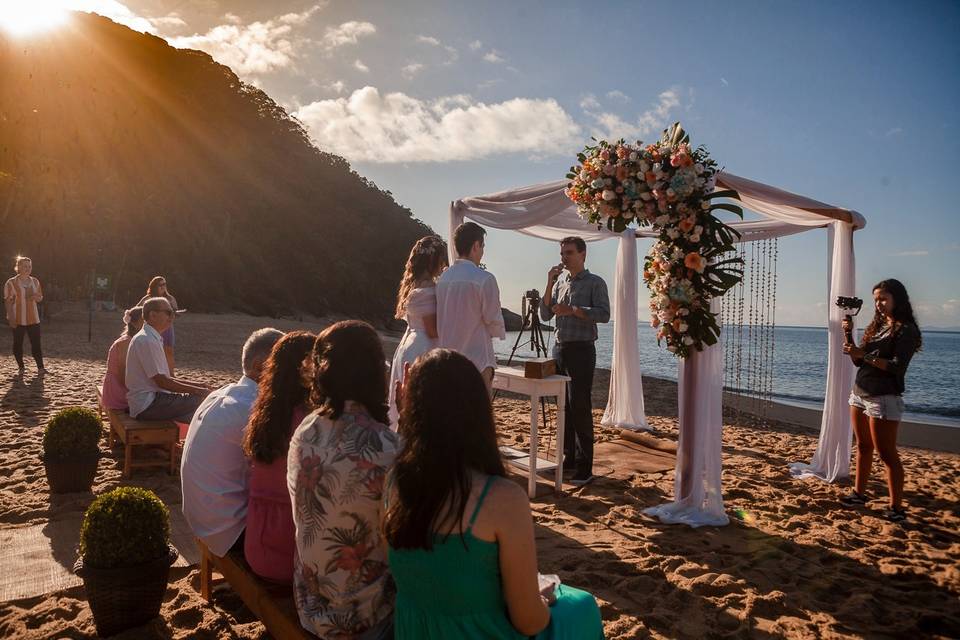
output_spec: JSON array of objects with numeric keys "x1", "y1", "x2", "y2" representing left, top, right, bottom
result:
[{"x1": 565, "y1": 123, "x2": 744, "y2": 357}]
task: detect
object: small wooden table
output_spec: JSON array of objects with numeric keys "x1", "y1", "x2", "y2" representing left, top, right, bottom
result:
[{"x1": 492, "y1": 366, "x2": 569, "y2": 498}]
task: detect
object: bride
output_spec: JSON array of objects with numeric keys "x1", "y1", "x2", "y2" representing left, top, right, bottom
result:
[{"x1": 388, "y1": 236, "x2": 448, "y2": 428}]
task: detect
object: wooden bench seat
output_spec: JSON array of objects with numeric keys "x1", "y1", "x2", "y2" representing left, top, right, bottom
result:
[
  {"x1": 198, "y1": 539, "x2": 314, "y2": 639},
  {"x1": 96, "y1": 385, "x2": 178, "y2": 479}
]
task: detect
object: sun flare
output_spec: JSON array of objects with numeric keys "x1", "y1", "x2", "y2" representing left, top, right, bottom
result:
[{"x1": 0, "y1": 1, "x2": 70, "y2": 36}]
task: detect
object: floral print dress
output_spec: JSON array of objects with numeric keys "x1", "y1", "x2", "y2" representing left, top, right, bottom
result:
[{"x1": 287, "y1": 401, "x2": 400, "y2": 638}]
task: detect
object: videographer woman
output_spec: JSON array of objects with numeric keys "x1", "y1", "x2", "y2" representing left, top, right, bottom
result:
[{"x1": 841, "y1": 279, "x2": 922, "y2": 522}]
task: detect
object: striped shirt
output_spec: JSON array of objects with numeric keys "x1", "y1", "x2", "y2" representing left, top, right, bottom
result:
[{"x1": 4, "y1": 276, "x2": 43, "y2": 327}]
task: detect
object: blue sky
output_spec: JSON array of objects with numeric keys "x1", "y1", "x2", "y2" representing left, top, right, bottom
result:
[{"x1": 9, "y1": 0, "x2": 960, "y2": 326}]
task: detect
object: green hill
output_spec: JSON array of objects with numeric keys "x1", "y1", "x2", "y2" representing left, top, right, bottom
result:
[{"x1": 0, "y1": 12, "x2": 431, "y2": 320}]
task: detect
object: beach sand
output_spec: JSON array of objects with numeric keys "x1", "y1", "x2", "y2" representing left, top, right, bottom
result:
[{"x1": 0, "y1": 307, "x2": 957, "y2": 639}]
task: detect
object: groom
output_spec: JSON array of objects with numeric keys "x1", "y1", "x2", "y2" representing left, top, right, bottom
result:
[{"x1": 437, "y1": 221, "x2": 506, "y2": 392}]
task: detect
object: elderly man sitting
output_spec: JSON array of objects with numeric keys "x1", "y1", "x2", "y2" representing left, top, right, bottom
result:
[
  {"x1": 126, "y1": 296, "x2": 210, "y2": 422},
  {"x1": 180, "y1": 327, "x2": 283, "y2": 557}
]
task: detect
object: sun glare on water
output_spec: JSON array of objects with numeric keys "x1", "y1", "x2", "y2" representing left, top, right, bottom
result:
[{"x1": 0, "y1": 1, "x2": 70, "y2": 36}]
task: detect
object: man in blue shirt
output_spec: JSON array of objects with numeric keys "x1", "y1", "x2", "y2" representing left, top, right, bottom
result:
[{"x1": 540, "y1": 236, "x2": 610, "y2": 486}]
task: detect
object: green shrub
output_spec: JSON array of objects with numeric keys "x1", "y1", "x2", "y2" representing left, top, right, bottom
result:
[
  {"x1": 42, "y1": 407, "x2": 102, "y2": 459},
  {"x1": 80, "y1": 487, "x2": 171, "y2": 569}
]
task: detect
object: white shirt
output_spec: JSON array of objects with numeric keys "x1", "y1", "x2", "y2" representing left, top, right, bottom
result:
[
  {"x1": 180, "y1": 376, "x2": 259, "y2": 557},
  {"x1": 436, "y1": 259, "x2": 506, "y2": 372},
  {"x1": 125, "y1": 324, "x2": 170, "y2": 417}
]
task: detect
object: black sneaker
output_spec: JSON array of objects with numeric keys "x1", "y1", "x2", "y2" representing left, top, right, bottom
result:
[
  {"x1": 840, "y1": 491, "x2": 867, "y2": 507},
  {"x1": 882, "y1": 507, "x2": 907, "y2": 523},
  {"x1": 570, "y1": 473, "x2": 595, "y2": 487}
]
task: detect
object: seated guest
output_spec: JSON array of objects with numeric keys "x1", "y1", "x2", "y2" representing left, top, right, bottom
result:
[
  {"x1": 100, "y1": 306, "x2": 144, "y2": 412},
  {"x1": 242, "y1": 331, "x2": 315, "y2": 584},
  {"x1": 181, "y1": 328, "x2": 284, "y2": 557},
  {"x1": 126, "y1": 297, "x2": 209, "y2": 422},
  {"x1": 288, "y1": 321, "x2": 399, "y2": 639},
  {"x1": 384, "y1": 349, "x2": 604, "y2": 639}
]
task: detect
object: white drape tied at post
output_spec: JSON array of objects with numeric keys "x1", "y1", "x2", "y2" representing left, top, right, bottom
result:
[
  {"x1": 788, "y1": 221, "x2": 857, "y2": 481},
  {"x1": 644, "y1": 298, "x2": 728, "y2": 527},
  {"x1": 601, "y1": 229, "x2": 647, "y2": 430}
]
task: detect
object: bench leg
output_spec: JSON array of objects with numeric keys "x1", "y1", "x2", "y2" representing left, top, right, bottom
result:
[
  {"x1": 123, "y1": 442, "x2": 132, "y2": 479},
  {"x1": 200, "y1": 544, "x2": 212, "y2": 601}
]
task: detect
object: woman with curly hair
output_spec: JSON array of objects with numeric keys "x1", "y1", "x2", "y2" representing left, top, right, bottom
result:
[
  {"x1": 242, "y1": 331, "x2": 315, "y2": 584},
  {"x1": 388, "y1": 235, "x2": 448, "y2": 427},
  {"x1": 841, "y1": 279, "x2": 922, "y2": 522},
  {"x1": 384, "y1": 349, "x2": 603, "y2": 639}
]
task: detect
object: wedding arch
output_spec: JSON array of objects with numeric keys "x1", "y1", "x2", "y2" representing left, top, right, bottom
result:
[{"x1": 449, "y1": 171, "x2": 866, "y2": 527}]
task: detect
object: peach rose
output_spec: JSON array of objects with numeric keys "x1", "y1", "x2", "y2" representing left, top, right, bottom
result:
[
  {"x1": 678, "y1": 217, "x2": 695, "y2": 233},
  {"x1": 684, "y1": 252, "x2": 707, "y2": 273}
]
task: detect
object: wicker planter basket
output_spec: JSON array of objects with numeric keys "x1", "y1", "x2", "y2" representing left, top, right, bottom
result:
[
  {"x1": 43, "y1": 453, "x2": 99, "y2": 493},
  {"x1": 75, "y1": 545, "x2": 177, "y2": 637}
]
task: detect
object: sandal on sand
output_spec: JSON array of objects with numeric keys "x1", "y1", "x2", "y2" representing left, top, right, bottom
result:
[
  {"x1": 840, "y1": 491, "x2": 867, "y2": 507},
  {"x1": 882, "y1": 508, "x2": 907, "y2": 523}
]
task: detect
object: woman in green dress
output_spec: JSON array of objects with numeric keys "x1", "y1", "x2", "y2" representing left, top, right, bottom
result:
[{"x1": 384, "y1": 349, "x2": 604, "y2": 639}]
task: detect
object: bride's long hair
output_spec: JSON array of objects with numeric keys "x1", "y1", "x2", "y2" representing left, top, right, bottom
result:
[{"x1": 394, "y1": 236, "x2": 448, "y2": 320}]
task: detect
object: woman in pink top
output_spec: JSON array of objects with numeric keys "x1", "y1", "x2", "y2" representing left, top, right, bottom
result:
[
  {"x1": 100, "y1": 307, "x2": 144, "y2": 412},
  {"x1": 242, "y1": 331, "x2": 315, "y2": 584}
]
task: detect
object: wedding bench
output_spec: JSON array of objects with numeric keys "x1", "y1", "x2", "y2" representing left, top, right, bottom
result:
[
  {"x1": 96, "y1": 385, "x2": 178, "y2": 479},
  {"x1": 197, "y1": 539, "x2": 314, "y2": 640}
]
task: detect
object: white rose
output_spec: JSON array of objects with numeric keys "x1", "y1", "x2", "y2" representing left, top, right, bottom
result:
[
  {"x1": 679, "y1": 323, "x2": 688, "y2": 332},
  {"x1": 679, "y1": 308, "x2": 690, "y2": 316},
  {"x1": 580, "y1": 170, "x2": 590, "y2": 181},
  {"x1": 602, "y1": 190, "x2": 616, "y2": 201},
  {"x1": 639, "y1": 161, "x2": 650, "y2": 172},
  {"x1": 689, "y1": 233, "x2": 701, "y2": 243},
  {"x1": 655, "y1": 215, "x2": 669, "y2": 225},
  {"x1": 667, "y1": 229, "x2": 680, "y2": 239},
  {"x1": 629, "y1": 152, "x2": 638, "y2": 162},
  {"x1": 591, "y1": 178, "x2": 604, "y2": 189},
  {"x1": 683, "y1": 336, "x2": 694, "y2": 346},
  {"x1": 694, "y1": 163, "x2": 704, "y2": 173},
  {"x1": 652, "y1": 163, "x2": 662, "y2": 172}
]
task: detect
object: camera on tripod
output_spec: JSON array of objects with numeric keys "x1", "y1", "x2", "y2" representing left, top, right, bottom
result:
[
  {"x1": 835, "y1": 295, "x2": 863, "y2": 345},
  {"x1": 523, "y1": 289, "x2": 541, "y2": 314}
]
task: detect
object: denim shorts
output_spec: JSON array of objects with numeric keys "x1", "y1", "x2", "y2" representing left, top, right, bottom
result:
[{"x1": 849, "y1": 391, "x2": 905, "y2": 421}]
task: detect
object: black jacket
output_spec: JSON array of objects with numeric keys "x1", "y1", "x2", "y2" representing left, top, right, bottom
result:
[{"x1": 854, "y1": 322, "x2": 921, "y2": 396}]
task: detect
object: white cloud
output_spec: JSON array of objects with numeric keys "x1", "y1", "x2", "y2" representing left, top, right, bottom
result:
[
  {"x1": 353, "y1": 59, "x2": 370, "y2": 73},
  {"x1": 890, "y1": 249, "x2": 929, "y2": 257},
  {"x1": 915, "y1": 299, "x2": 960, "y2": 328},
  {"x1": 415, "y1": 34, "x2": 458, "y2": 65},
  {"x1": 720, "y1": 77, "x2": 729, "y2": 86},
  {"x1": 321, "y1": 20, "x2": 376, "y2": 51},
  {"x1": 579, "y1": 94, "x2": 601, "y2": 111},
  {"x1": 401, "y1": 62, "x2": 424, "y2": 79},
  {"x1": 326, "y1": 80, "x2": 345, "y2": 94},
  {"x1": 606, "y1": 90, "x2": 630, "y2": 102},
  {"x1": 469, "y1": 40, "x2": 483, "y2": 51},
  {"x1": 166, "y1": 5, "x2": 322, "y2": 76},
  {"x1": 150, "y1": 13, "x2": 186, "y2": 29},
  {"x1": 885, "y1": 127, "x2": 903, "y2": 137},
  {"x1": 483, "y1": 50, "x2": 505, "y2": 63},
  {"x1": 582, "y1": 88, "x2": 682, "y2": 141},
  {"x1": 293, "y1": 86, "x2": 582, "y2": 163},
  {"x1": 223, "y1": 13, "x2": 242, "y2": 24},
  {"x1": 61, "y1": 0, "x2": 157, "y2": 32}
]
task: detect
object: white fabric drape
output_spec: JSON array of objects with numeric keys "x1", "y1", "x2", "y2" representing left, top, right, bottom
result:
[
  {"x1": 789, "y1": 221, "x2": 857, "y2": 481},
  {"x1": 644, "y1": 297, "x2": 727, "y2": 527},
  {"x1": 600, "y1": 230, "x2": 647, "y2": 430}
]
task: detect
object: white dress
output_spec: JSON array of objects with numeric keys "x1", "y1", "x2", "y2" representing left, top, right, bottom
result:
[{"x1": 388, "y1": 286, "x2": 438, "y2": 428}]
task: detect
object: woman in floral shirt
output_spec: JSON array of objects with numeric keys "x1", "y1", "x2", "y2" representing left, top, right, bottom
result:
[{"x1": 287, "y1": 320, "x2": 400, "y2": 639}]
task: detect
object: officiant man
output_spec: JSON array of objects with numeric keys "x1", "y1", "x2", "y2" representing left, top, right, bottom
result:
[{"x1": 540, "y1": 236, "x2": 610, "y2": 486}]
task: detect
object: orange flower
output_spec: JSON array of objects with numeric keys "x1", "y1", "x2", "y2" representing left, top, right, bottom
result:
[
  {"x1": 684, "y1": 252, "x2": 706, "y2": 273},
  {"x1": 678, "y1": 217, "x2": 695, "y2": 233}
]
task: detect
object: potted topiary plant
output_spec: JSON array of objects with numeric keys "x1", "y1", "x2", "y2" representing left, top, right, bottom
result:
[
  {"x1": 74, "y1": 487, "x2": 178, "y2": 637},
  {"x1": 42, "y1": 406, "x2": 103, "y2": 493}
]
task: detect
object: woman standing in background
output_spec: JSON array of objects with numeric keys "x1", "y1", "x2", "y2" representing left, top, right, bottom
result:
[{"x1": 139, "y1": 275, "x2": 179, "y2": 373}]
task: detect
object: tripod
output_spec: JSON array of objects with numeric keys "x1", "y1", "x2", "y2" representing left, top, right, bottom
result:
[{"x1": 499, "y1": 292, "x2": 554, "y2": 450}]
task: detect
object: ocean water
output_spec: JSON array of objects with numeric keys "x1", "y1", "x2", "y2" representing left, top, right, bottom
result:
[{"x1": 495, "y1": 324, "x2": 960, "y2": 425}]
